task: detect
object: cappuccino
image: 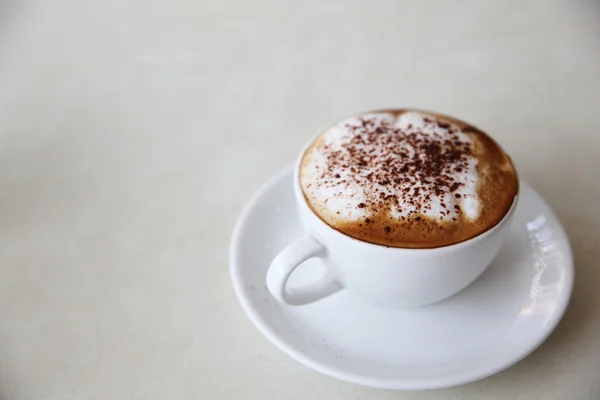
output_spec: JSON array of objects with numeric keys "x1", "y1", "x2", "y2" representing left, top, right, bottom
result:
[{"x1": 299, "y1": 110, "x2": 518, "y2": 248}]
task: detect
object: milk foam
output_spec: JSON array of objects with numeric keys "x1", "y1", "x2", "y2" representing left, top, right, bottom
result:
[{"x1": 300, "y1": 112, "x2": 481, "y2": 223}]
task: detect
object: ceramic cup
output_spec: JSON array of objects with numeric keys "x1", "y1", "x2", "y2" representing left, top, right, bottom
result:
[{"x1": 267, "y1": 145, "x2": 519, "y2": 308}]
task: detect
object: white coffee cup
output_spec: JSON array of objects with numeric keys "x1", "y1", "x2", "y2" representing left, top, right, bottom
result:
[{"x1": 267, "y1": 146, "x2": 519, "y2": 308}]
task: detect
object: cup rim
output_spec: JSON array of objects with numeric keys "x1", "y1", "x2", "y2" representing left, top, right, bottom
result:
[{"x1": 294, "y1": 110, "x2": 520, "y2": 253}]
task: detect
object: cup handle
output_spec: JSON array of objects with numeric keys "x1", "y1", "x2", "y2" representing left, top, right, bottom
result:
[{"x1": 266, "y1": 235, "x2": 343, "y2": 306}]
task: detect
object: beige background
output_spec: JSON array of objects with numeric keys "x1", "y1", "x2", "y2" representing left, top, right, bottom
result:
[{"x1": 0, "y1": 0, "x2": 599, "y2": 399}]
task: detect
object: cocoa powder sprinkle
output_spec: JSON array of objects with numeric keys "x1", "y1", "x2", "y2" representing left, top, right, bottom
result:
[{"x1": 315, "y1": 114, "x2": 474, "y2": 218}]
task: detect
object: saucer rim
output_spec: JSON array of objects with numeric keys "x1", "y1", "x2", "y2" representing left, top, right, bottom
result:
[{"x1": 229, "y1": 165, "x2": 574, "y2": 390}]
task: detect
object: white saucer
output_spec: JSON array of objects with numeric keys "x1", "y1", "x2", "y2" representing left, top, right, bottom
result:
[{"x1": 229, "y1": 166, "x2": 574, "y2": 390}]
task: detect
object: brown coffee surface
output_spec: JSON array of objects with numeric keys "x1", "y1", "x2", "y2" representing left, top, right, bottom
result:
[{"x1": 299, "y1": 109, "x2": 518, "y2": 248}]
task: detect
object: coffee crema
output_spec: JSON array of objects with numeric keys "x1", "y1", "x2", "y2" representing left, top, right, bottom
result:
[{"x1": 299, "y1": 109, "x2": 518, "y2": 248}]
